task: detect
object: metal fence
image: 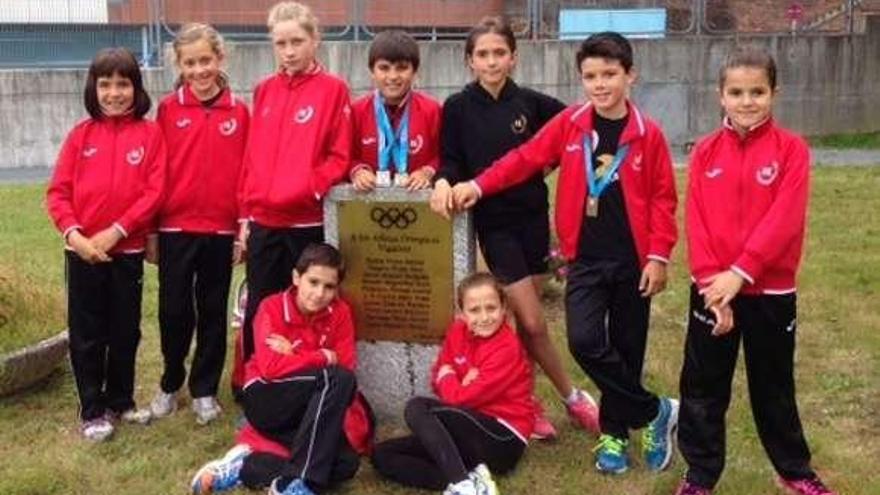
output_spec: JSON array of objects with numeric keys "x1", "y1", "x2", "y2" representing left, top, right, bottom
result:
[{"x1": 0, "y1": 0, "x2": 874, "y2": 68}]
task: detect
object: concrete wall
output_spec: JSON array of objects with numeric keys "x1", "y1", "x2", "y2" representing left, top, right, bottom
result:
[{"x1": 2, "y1": 28, "x2": 879, "y2": 169}]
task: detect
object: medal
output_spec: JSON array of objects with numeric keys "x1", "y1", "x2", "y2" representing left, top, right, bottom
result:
[
  {"x1": 583, "y1": 134, "x2": 629, "y2": 220},
  {"x1": 376, "y1": 170, "x2": 392, "y2": 187},
  {"x1": 373, "y1": 90, "x2": 410, "y2": 188},
  {"x1": 393, "y1": 172, "x2": 409, "y2": 187},
  {"x1": 586, "y1": 196, "x2": 599, "y2": 217}
]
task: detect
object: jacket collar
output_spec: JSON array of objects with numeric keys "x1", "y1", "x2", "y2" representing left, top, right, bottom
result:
[
  {"x1": 722, "y1": 115, "x2": 774, "y2": 141},
  {"x1": 278, "y1": 61, "x2": 323, "y2": 87},
  {"x1": 176, "y1": 83, "x2": 235, "y2": 108},
  {"x1": 569, "y1": 99, "x2": 646, "y2": 146},
  {"x1": 466, "y1": 78, "x2": 519, "y2": 104},
  {"x1": 281, "y1": 287, "x2": 334, "y2": 325}
]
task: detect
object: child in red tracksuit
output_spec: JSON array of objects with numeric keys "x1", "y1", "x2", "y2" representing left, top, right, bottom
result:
[
  {"x1": 191, "y1": 243, "x2": 363, "y2": 495},
  {"x1": 46, "y1": 47, "x2": 165, "y2": 441},
  {"x1": 453, "y1": 32, "x2": 679, "y2": 475},
  {"x1": 149, "y1": 23, "x2": 250, "y2": 425},
  {"x1": 237, "y1": 1, "x2": 353, "y2": 363},
  {"x1": 372, "y1": 273, "x2": 535, "y2": 495},
  {"x1": 349, "y1": 29, "x2": 440, "y2": 191},
  {"x1": 674, "y1": 46, "x2": 836, "y2": 495}
]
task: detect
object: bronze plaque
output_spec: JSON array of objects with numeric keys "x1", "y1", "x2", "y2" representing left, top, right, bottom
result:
[{"x1": 338, "y1": 201, "x2": 453, "y2": 344}]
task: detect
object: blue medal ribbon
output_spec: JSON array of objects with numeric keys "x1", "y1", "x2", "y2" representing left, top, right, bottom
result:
[
  {"x1": 373, "y1": 91, "x2": 410, "y2": 175},
  {"x1": 583, "y1": 133, "x2": 629, "y2": 200}
]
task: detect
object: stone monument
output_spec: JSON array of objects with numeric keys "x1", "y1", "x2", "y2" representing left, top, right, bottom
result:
[{"x1": 324, "y1": 184, "x2": 474, "y2": 421}]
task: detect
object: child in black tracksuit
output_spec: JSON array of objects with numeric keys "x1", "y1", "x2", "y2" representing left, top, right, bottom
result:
[{"x1": 431, "y1": 16, "x2": 599, "y2": 440}]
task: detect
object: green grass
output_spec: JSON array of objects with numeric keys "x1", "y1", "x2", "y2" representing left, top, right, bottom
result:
[
  {"x1": 809, "y1": 131, "x2": 880, "y2": 149},
  {"x1": 1, "y1": 168, "x2": 879, "y2": 494}
]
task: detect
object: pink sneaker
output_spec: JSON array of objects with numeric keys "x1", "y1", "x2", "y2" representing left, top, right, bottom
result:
[
  {"x1": 674, "y1": 480, "x2": 712, "y2": 495},
  {"x1": 530, "y1": 398, "x2": 558, "y2": 440},
  {"x1": 566, "y1": 389, "x2": 600, "y2": 434},
  {"x1": 776, "y1": 475, "x2": 836, "y2": 495}
]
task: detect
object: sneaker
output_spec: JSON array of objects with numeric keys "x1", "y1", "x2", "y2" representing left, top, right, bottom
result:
[
  {"x1": 193, "y1": 396, "x2": 222, "y2": 425},
  {"x1": 150, "y1": 390, "x2": 178, "y2": 418},
  {"x1": 776, "y1": 475, "x2": 837, "y2": 495},
  {"x1": 190, "y1": 444, "x2": 251, "y2": 494},
  {"x1": 470, "y1": 464, "x2": 498, "y2": 495},
  {"x1": 566, "y1": 389, "x2": 600, "y2": 434},
  {"x1": 531, "y1": 398, "x2": 558, "y2": 440},
  {"x1": 642, "y1": 397, "x2": 680, "y2": 471},
  {"x1": 593, "y1": 434, "x2": 629, "y2": 474},
  {"x1": 268, "y1": 477, "x2": 315, "y2": 495},
  {"x1": 674, "y1": 480, "x2": 712, "y2": 495},
  {"x1": 443, "y1": 478, "x2": 481, "y2": 495},
  {"x1": 81, "y1": 417, "x2": 114, "y2": 442},
  {"x1": 107, "y1": 407, "x2": 152, "y2": 425}
]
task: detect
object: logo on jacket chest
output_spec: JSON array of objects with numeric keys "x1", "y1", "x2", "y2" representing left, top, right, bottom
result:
[
  {"x1": 756, "y1": 161, "x2": 779, "y2": 186},
  {"x1": 82, "y1": 146, "x2": 98, "y2": 158},
  {"x1": 453, "y1": 355, "x2": 468, "y2": 366},
  {"x1": 126, "y1": 146, "x2": 145, "y2": 166},
  {"x1": 511, "y1": 114, "x2": 528, "y2": 135},
  {"x1": 176, "y1": 118, "x2": 192, "y2": 129},
  {"x1": 294, "y1": 105, "x2": 315, "y2": 124},
  {"x1": 219, "y1": 118, "x2": 238, "y2": 136}
]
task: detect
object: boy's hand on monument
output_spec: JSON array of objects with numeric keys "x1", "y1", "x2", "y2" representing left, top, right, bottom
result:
[
  {"x1": 321, "y1": 349, "x2": 338, "y2": 365},
  {"x1": 352, "y1": 168, "x2": 376, "y2": 192},
  {"x1": 266, "y1": 334, "x2": 293, "y2": 354},
  {"x1": 700, "y1": 270, "x2": 745, "y2": 308},
  {"x1": 145, "y1": 234, "x2": 159, "y2": 265},
  {"x1": 639, "y1": 260, "x2": 668, "y2": 297},
  {"x1": 709, "y1": 304, "x2": 735, "y2": 337},
  {"x1": 430, "y1": 179, "x2": 453, "y2": 220},
  {"x1": 451, "y1": 182, "x2": 479, "y2": 210},
  {"x1": 462, "y1": 367, "x2": 479, "y2": 386},
  {"x1": 406, "y1": 167, "x2": 434, "y2": 191}
]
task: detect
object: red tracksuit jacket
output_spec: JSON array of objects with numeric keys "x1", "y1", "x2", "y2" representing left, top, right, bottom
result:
[
  {"x1": 238, "y1": 66, "x2": 352, "y2": 227},
  {"x1": 47, "y1": 115, "x2": 166, "y2": 252},
  {"x1": 240, "y1": 287, "x2": 372, "y2": 454},
  {"x1": 475, "y1": 101, "x2": 678, "y2": 265},
  {"x1": 155, "y1": 84, "x2": 250, "y2": 234},
  {"x1": 432, "y1": 319, "x2": 535, "y2": 442},
  {"x1": 350, "y1": 90, "x2": 441, "y2": 177},
  {"x1": 687, "y1": 117, "x2": 810, "y2": 295}
]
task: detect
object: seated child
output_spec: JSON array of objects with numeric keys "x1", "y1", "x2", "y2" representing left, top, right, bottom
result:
[
  {"x1": 350, "y1": 29, "x2": 441, "y2": 191},
  {"x1": 190, "y1": 243, "x2": 373, "y2": 495},
  {"x1": 371, "y1": 272, "x2": 535, "y2": 495}
]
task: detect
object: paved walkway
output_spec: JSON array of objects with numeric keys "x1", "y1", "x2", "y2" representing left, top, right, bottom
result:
[{"x1": 2, "y1": 148, "x2": 878, "y2": 185}]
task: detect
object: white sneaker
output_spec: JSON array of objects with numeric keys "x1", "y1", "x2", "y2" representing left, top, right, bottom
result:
[
  {"x1": 150, "y1": 390, "x2": 178, "y2": 418},
  {"x1": 471, "y1": 464, "x2": 499, "y2": 495},
  {"x1": 444, "y1": 478, "x2": 480, "y2": 495},
  {"x1": 81, "y1": 417, "x2": 114, "y2": 442},
  {"x1": 113, "y1": 407, "x2": 152, "y2": 425},
  {"x1": 192, "y1": 396, "x2": 222, "y2": 425}
]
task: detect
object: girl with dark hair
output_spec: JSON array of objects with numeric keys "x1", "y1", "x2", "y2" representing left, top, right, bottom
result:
[{"x1": 46, "y1": 46, "x2": 166, "y2": 441}]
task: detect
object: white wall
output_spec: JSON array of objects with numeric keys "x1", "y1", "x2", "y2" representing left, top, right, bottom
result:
[{"x1": 0, "y1": 0, "x2": 107, "y2": 23}]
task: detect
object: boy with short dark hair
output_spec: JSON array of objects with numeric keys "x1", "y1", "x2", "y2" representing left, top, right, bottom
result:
[
  {"x1": 350, "y1": 29, "x2": 441, "y2": 191},
  {"x1": 452, "y1": 32, "x2": 680, "y2": 475},
  {"x1": 191, "y1": 243, "x2": 368, "y2": 495}
]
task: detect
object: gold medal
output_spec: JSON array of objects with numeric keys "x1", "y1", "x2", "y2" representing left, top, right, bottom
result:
[
  {"x1": 595, "y1": 154, "x2": 614, "y2": 178},
  {"x1": 586, "y1": 196, "x2": 599, "y2": 217}
]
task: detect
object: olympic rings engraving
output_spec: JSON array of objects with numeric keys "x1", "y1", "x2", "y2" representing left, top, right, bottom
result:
[{"x1": 370, "y1": 206, "x2": 418, "y2": 229}]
